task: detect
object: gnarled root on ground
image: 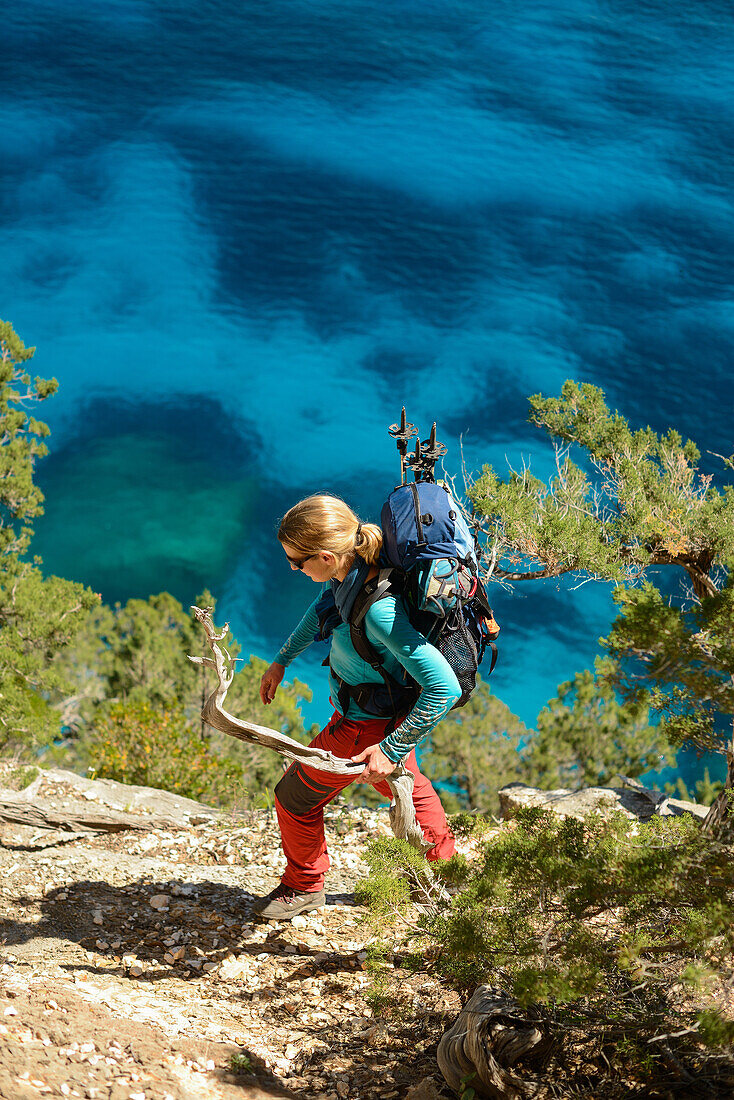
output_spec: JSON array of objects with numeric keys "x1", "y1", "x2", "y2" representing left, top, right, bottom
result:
[{"x1": 437, "y1": 986, "x2": 552, "y2": 1099}]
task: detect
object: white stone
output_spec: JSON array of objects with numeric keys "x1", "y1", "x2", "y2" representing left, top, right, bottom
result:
[{"x1": 219, "y1": 957, "x2": 251, "y2": 980}]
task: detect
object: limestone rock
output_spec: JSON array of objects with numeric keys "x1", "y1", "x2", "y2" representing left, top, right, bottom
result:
[
  {"x1": 219, "y1": 957, "x2": 251, "y2": 980},
  {"x1": 498, "y1": 782, "x2": 707, "y2": 823},
  {"x1": 149, "y1": 894, "x2": 170, "y2": 910}
]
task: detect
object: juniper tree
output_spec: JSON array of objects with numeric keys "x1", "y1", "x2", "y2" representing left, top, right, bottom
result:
[
  {"x1": 468, "y1": 380, "x2": 734, "y2": 837},
  {"x1": 357, "y1": 809, "x2": 734, "y2": 1089},
  {"x1": 0, "y1": 321, "x2": 98, "y2": 748},
  {"x1": 526, "y1": 661, "x2": 674, "y2": 790}
]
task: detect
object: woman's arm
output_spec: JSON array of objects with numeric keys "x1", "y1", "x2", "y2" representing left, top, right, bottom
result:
[
  {"x1": 260, "y1": 596, "x2": 322, "y2": 706},
  {"x1": 363, "y1": 598, "x2": 461, "y2": 763}
]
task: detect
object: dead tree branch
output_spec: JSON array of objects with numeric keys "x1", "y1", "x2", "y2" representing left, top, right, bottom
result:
[{"x1": 189, "y1": 606, "x2": 434, "y2": 856}]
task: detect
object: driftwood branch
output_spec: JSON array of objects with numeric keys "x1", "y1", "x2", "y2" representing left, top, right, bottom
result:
[
  {"x1": 189, "y1": 606, "x2": 433, "y2": 855},
  {"x1": 437, "y1": 985, "x2": 552, "y2": 1099},
  {"x1": 0, "y1": 796, "x2": 178, "y2": 833}
]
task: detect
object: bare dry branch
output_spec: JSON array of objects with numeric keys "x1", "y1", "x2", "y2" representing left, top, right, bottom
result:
[{"x1": 189, "y1": 606, "x2": 434, "y2": 855}]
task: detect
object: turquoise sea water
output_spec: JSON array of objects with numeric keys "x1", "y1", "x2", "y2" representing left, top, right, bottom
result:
[{"x1": 3, "y1": 1, "x2": 733, "y2": 787}]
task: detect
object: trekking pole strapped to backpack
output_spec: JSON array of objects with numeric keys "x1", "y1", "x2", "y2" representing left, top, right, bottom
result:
[{"x1": 388, "y1": 407, "x2": 419, "y2": 486}]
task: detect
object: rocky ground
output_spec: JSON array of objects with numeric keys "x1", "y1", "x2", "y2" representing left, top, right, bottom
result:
[{"x1": 0, "y1": 765, "x2": 459, "y2": 1100}]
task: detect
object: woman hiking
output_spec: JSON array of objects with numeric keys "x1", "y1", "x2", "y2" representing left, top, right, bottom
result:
[{"x1": 255, "y1": 493, "x2": 459, "y2": 921}]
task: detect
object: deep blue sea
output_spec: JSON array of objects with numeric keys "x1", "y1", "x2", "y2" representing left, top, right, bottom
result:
[{"x1": 3, "y1": 1, "x2": 733, "y2": 788}]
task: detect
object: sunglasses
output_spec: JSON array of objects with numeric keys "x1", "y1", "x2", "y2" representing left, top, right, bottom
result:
[{"x1": 285, "y1": 551, "x2": 317, "y2": 571}]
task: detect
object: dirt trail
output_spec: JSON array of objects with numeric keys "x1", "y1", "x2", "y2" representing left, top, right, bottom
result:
[{"x1": 0, "y1": 767, "x2": 455, "y2": 1100}]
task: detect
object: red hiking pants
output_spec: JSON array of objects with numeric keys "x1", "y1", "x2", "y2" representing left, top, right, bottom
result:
[{"x1": 273, "y1": 712, "x2": 456, "y2": 892}]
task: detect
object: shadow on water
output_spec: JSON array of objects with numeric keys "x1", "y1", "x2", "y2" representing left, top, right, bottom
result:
[{"x1": 33, "y1": 395, "x2": 260, "y2": 606}]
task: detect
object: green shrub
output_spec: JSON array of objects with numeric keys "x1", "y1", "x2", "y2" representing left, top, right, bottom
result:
[
  {"x1": 428, "y1": 809, "x2": 734, "y2": 1008},
  {"x1": 697, "y1": 1008, "x2": 734, "y2": 1048},
  {"x1": 356, "y1": 811, "x2": 734, "y2": 1055},
  {"x1": 448, "y1": 811, "x2": 493, "y2": 839},
  {"x1": 354, "y1": 839, "x2": 413, "y2": 924},
  {"x1": 362, "y1": 942, "x2": 395, "y2": 1017},
  {"x1": 82, "y1": 699, "x2": 246, "y2": 805},
  {"x1": 229, "y1": 1051, "x2": 253, "y2": 1075},
  {"x1": 9, "y1": 764, "x2": 39, "y2": 789}
]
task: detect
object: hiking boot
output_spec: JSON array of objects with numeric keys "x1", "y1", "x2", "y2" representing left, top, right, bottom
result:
[{"x1": 252, "y1": 884, "x2": 326, "y2": 921}]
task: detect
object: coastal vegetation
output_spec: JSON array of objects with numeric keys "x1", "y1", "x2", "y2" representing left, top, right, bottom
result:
[
  {"x1": 0, "y1": 319, "x2": 312, "y2": 806},
  {"x1": 0, "y1": 321, "x2": 98, "y2": 749},
  {"x1": 55, "y1": 591, "x2": 313, "y2": 807},
  {"x1": 356, "y1": 381, "x2": 734, "y2": 1093},
  {"x1": 2, "y1": 319, "x2": 733, "y2": 1094},
  {"x1": 357, "y1": 807, "x2": 734, "y2": 1095},
  {"x1": 423, "y1": 670, "x2": 675, "y2": 816}
]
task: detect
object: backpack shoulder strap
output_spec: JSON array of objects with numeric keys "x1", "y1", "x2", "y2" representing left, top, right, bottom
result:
[
  {"x1": 328, "y1": 567, "x2": 417, "y2": 721},
  {"x1": 347, "y1": 568, "x2": 415, "y2": 693},
  {"x1": 351, "y1": 568, "x2": 394, "y2": 629},
  {"x1": 348, "y1": 568, "x2": 395, "y2": 670}
]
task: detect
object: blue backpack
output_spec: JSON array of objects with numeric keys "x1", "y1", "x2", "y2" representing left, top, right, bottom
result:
[{"x1": 339, "y1": 479, "x2": 499, "y2": 721}]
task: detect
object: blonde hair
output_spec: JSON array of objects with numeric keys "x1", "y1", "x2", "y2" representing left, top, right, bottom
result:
[{"x1": 278, "y1": 494, "x2": 382, "y2": 568}]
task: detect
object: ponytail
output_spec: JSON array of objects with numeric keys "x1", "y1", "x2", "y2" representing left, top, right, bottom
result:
[{"x1": 354, "y1": 521, "x2": 382, "y2": 566}]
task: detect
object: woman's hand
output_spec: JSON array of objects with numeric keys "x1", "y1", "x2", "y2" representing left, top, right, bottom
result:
[
  {"x1": 351, "y1": 743, "x2": 397, "y2": 784},
  {"x1": 260, "y1": 662, "x2": 285, "y2": 705}
]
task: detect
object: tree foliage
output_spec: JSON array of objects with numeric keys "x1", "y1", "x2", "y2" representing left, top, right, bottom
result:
[
  {"x1": 468, "y1": 380, "x2": 734, "y2": 833},
  {"x1": 527, "y1": 661, "x2": 674, "y2": 789},
  {"x1": 606, "y1": 582, "x2": 734, "y2": 756},
  {"x1": 0, "y1": 320, "x2": 54, "y2": 561},
  {"x1": 84, "y1": 699, "x2": 248, "y2": 805},
  {"x1": 470, "y1": 380, "x2": 732, "y2": 595},
  {"x1": 357, "y1": 816, "x2": 734, "y2": 1089},
  {"x1": 0, "y1": 321, "x2": 98, "y2": 749},
  {"x1": 427, "y1": 808, "x2": 734, "y2": 1011}
]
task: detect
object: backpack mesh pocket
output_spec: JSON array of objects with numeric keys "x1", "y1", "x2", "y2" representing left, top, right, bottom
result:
[{"x1": 434, "y1": 610, "x2": 480, "y2": 708}]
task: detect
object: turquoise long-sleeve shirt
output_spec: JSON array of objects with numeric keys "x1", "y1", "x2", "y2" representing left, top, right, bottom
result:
[{"x1": 275, "y1": 593, "x2": 461, "y2": 763}]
